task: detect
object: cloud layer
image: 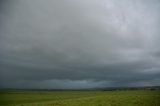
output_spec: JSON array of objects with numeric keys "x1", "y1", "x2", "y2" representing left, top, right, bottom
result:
[{"x1": 0, "y1": 0, "x2": 160, "y2": 89}]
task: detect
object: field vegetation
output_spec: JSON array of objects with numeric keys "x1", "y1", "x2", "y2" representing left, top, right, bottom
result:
[{"x1": 0, "y1": 90, "x2": 159, "y2": 106}]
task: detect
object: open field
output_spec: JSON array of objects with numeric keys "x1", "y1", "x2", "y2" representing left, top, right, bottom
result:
[{"x1": 0, "y1": 90, "x2": 160, "y2": 106}]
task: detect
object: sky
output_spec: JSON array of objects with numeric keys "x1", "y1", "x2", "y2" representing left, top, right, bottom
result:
[{"x1": 0, "y1": 0, "x2": 160, "y2": 89}]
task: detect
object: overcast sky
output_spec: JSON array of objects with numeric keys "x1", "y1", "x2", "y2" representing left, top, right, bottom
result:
[{"x1": 0, "y1": 0, "x2": 160, "y2": 89}]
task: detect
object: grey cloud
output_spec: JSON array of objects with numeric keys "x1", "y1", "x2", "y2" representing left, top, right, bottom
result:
[{"x1": 0, "y1": 0, "x2": 160, "y2": 89}]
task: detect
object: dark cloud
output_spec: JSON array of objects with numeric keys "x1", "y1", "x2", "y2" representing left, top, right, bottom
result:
[{"x1": 0, "y1": 0, "x2": 160, "y2": 89}]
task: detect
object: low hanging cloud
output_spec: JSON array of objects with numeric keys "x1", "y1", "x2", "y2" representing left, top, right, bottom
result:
[{"x1": 0, "y1": 0, "x2": 160, "y2": 89}]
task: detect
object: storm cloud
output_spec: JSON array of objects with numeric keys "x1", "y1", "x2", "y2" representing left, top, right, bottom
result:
[{"x1": 0, "y1": 0, "x2": 160, "y2": 89}]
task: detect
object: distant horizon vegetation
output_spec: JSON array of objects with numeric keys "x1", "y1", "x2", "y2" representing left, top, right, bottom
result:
[{"x1": 1, "y1": 85, "x2": 160, "y2": 91}]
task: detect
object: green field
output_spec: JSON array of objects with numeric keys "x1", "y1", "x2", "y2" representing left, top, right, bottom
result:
[{"x1": 0, "y1": 90, "x2": 160, "y2": 106}]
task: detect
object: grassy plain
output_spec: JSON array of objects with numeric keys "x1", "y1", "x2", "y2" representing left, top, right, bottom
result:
[{"x1": 0, "y1": 90, "x2": 159, "y2": 106}]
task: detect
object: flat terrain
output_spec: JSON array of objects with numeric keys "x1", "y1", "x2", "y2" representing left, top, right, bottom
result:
[{"x1": 0, "y1": 90, "x2": 159, "y2": 106}]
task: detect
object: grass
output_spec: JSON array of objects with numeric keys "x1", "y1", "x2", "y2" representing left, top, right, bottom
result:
[{"x1": 0, "y1": 90, "x2": 159, "y2": 106}]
